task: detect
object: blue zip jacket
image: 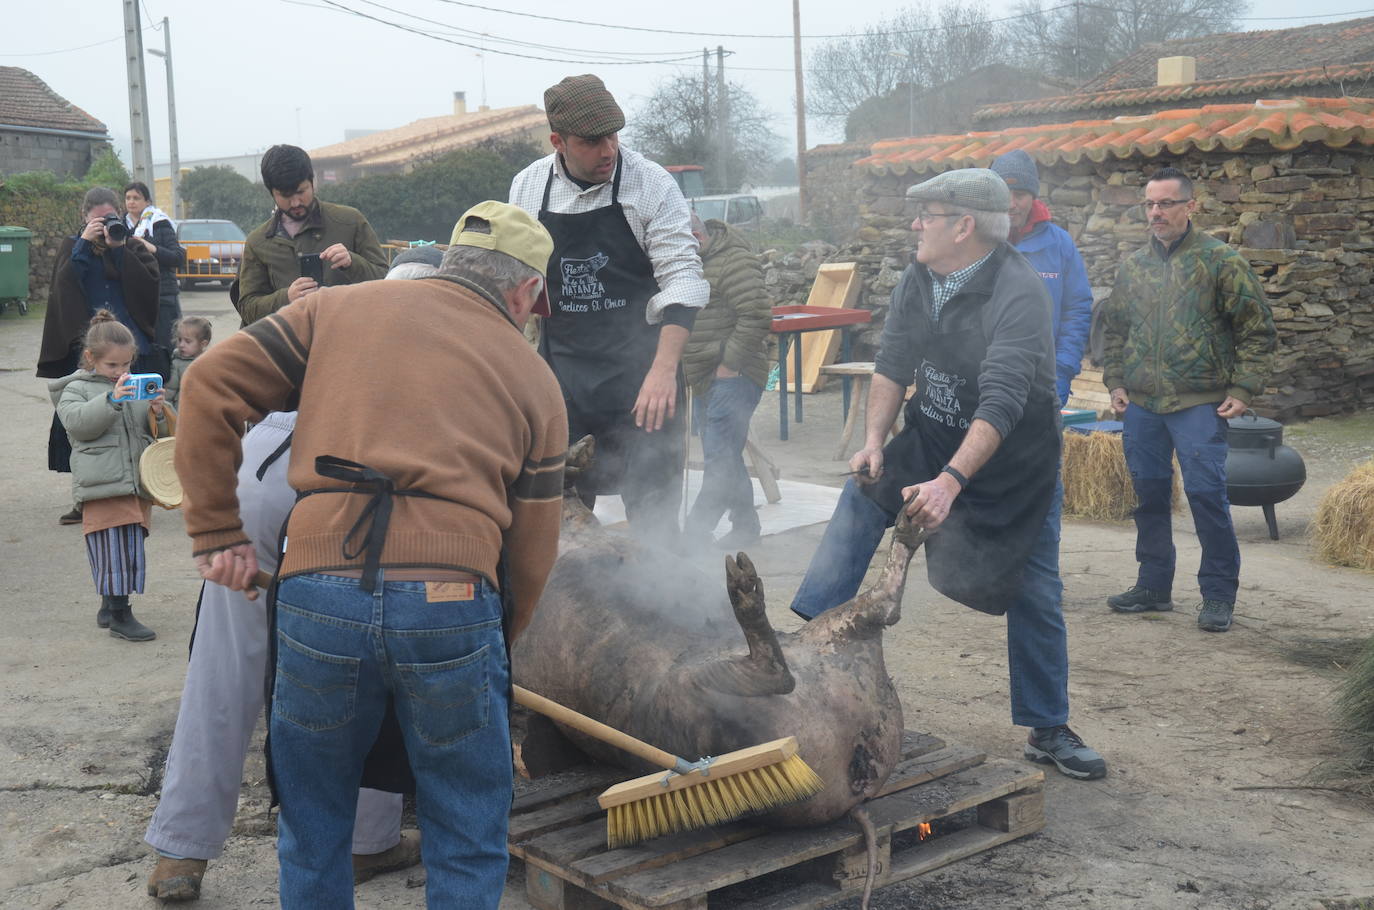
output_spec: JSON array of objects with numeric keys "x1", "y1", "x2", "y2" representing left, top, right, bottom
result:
[{"x1": 1013, "y1": 221, "x2": 1093, "y2": 406}]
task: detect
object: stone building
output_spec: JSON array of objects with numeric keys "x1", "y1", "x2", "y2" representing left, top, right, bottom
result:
[
  {"x1": 795, "y1": 96, "x2": 1374, "y2": 420},
  {"x1": 0, "y1": 67, "x2": 110, "y2": 179}
]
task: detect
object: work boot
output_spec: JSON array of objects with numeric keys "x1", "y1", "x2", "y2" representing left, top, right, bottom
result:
[
  {"x1": 1107, "y1": 585, "x2": 1173, "y2": 613},
  {"x1": 146, "y1": 856, "x2": 207, "y2": 901},
  {"x1": 108, "y1": 598, "x2": 156, "y2": 642},
  {"x1": 354, "y1": 829, "x2": 423, "y2": 885},
  {"x1": 96, "y1": 596, "x2": 112, "y2": 629},
  {"x1": 59, "y1": 505, "x2": 83, "y2": 525},
  {"x1": 1024, "y1": 725, "x2": 1107, "y2": 780},
  {"x1": 1197, "y1": 599, "x2": 1235, "y2": 633}
]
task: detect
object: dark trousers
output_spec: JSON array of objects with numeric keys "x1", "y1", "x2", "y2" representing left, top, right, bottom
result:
[
  {"x1": 686, "y1": 376, "x2": 763, "y2": 537},
  {"x1": 570, "y1": 406, "x2": 685, "y2": 548},
  {"x1": 1122, "y1": 402, "x2": 1240, "y2": 603}
]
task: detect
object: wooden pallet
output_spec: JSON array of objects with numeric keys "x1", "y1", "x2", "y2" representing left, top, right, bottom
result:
[{"x1": 509, "y1": 732, "x2": 1044, "y2": 910}]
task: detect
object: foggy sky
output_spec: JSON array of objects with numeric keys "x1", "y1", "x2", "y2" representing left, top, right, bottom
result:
[{"x1": 3, "y1": 0, "x2": 1348, "y2": 170}]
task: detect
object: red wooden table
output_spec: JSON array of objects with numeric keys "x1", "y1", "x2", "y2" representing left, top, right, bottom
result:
[{"x1": 770, "y1": 305, "x2": 872, "y2": 441}]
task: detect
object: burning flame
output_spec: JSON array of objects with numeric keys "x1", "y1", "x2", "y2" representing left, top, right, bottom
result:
[{"x1": 917, "y1": 822, "x2": 932, "y2": 841}]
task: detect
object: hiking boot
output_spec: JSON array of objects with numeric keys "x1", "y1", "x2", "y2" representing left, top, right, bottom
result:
[
  {"x1": 354, "y1": 829, "x2": 422, "y2": 885},
  {"x1": 147, "y1": 856, "x2": 207, "y2": 901},
  {"x1": 1107, "y1": 585, "x2": 1173, "y2": 613},
  {"x1": 1024, "y1": 725, "x2": 1107, "y2": 780},
  {"x1": 108, "y1": 603, "x2": 156, "y2": 642},
  {"x1": 96, "y1": 597, "x2": 112, "y2": 629},
  {"x1": 59, "y1": 505, "x2": 83, "y2": 525},
  {"x1": 1197, "y1": 599, "x2": 1235, "y2": 632}
]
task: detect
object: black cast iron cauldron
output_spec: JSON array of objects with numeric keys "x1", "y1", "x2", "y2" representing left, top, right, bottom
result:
[{"x1": 1225, "y1": 412, "x2": 1306, "y2": 540}]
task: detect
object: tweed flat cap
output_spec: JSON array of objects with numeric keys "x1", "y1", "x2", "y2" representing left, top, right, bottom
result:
[
  {"x1": 906, "y1": 168, "x2": 1011, "y2": 213},
  {"x1": 390, "y1": 245, "x2": 444, "y2": 270},
  {"x1": 544, "y1": 74, "x2": 624, "y2": 137}
]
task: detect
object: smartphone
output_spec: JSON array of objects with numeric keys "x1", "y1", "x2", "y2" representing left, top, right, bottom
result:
[{"x1": 298, "y1": 252, "x2": 324, "y2": 283}]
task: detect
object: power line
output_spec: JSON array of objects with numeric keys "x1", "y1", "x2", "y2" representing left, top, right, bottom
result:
[
  {"x1": 0, "y1": 27, "x2": 155, "y2": 57},
  {"x1": 315, "y1": 0, "x2": 705, "y2": 64}
]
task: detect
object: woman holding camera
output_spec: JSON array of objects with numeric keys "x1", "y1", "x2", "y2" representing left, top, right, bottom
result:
[
  {"x1": 124, "y1": 181, "x2": 184, "y2": 365},
  {"x1": 37, "y1": 186, "x2": 161, "y2": 525}
]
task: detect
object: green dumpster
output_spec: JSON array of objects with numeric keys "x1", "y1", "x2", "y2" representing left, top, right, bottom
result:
[{"x1": 0, "y1": 226, "x2": 33, "y2": 316}]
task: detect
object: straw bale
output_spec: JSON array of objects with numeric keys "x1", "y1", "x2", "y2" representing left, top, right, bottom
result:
[
  {"x1": 1061, "y1": 431, "x2": 1179, "y2": 521},
  {"x1": 1311, "y1": 460, "x2": 1374, "y2": 570}
]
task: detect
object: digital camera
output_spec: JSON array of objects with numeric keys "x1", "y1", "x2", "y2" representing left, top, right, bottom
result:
[
  {"x1": 126, "y1": 373, "x2": 163, "y2": 400},
  {"x1": 100, "y1": 213, "x2": 129, "y2": 243}
]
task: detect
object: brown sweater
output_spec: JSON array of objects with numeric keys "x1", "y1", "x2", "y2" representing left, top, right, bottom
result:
[{"x1": 175, "y1": 276, "x2": 568, "y2": 638}]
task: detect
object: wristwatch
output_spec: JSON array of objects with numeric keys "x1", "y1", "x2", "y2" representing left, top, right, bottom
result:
[{"x1": 940, "y1": 464, "x2": 968, "y2": 490}]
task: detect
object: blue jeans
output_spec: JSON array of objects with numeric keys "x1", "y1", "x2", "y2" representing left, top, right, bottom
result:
[
  {"x1": 686, "y1": 376, "x2": 763, "y2": 536},
  {"x1": 271, "y1": 572, "x2": 512, "y2": 910},
  {"x1": 790, "y1": 477, "x2": 1070, "y2": 729},
  {"x1": 1122, "y1": 402, "x2": 1239, "y2": 603}
]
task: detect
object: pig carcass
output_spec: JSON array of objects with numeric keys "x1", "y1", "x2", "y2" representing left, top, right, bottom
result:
[{"x1": 512, "y1": 447, "x2": 929, "y2": 827}]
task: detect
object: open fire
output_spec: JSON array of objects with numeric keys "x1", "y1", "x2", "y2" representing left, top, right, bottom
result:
[{"x1": 917, "y1": 822, "x2": 932, "y2": 840}]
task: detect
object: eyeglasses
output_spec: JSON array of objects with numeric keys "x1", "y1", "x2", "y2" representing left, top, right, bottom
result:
[
  {"x1": 914, "y1": 209, "x2": 966, "y2": 224},
  {"x1": 1141, "y1": 199, "x2": 1190, "y2": 211}
]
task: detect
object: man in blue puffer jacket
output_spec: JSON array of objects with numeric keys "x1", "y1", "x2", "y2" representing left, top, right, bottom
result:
[{"x1": 991, "y1": 150, "x2": 1093, "y2": 406}]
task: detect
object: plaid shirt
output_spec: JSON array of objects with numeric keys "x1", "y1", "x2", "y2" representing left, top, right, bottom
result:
[
  {"x1": 929, "y1": 251, "x2": 994, "y2": 323},
  {"x1": 509, "y1": 145, "x2": 709, "y2": 324}
]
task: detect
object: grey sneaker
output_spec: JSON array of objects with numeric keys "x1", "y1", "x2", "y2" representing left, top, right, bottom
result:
[
  {"x1": 1197, "y1": 599, "x2": 1234, "y2": 632},
  {"x1": 1024, "y1": 725, "x2": 1107, "y2": 780},
  {"x1": 1107, "y1": 585, "x2": 1173, "y2": 613}
]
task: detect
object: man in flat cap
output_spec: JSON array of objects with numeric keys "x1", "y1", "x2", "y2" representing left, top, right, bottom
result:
[
  {"x1": 791, "y1": 168, "x2": 1106, "y2": 782},
  {"x1": 510, "y1": 74, "x2": 708, "y2": 546}
]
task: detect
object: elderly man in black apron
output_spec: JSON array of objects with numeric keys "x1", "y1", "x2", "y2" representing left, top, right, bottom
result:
[
  {"x1": 790, "y1": 168, "x2": 1107, "y2": 782},
  {"x1": 510, "y1": 75, "x2": 709, "y2": 546}
]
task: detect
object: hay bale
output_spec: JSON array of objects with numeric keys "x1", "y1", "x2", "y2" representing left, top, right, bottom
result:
[
  {"x1": 1312, "y1": 460, "x2": 1374, "y2": 570},
  {"x1": 1061, "y1": 431, "x2": 1180, "y2": 522}
]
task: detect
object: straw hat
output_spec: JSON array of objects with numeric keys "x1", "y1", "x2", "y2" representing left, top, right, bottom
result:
[{"x1": 139, "y1": 407, "x2": 182, "y2": 510}]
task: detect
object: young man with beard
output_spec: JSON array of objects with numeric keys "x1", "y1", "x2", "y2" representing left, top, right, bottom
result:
[
  {"x1": 509, "y1": 74, "x2": 708, "y2": 547},
  {"x1": 234, "y1": 144, "x2": 388, "y2": 325}
]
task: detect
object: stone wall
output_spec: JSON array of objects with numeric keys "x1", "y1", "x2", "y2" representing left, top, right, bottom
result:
[
  {"x1": 0, "y1": 130, "x2": 107, "y2": 180},
  {"x1": 801, "y1": 143, "x2": 869, "y2": 242},
  {"x1": 791, "y1": 143, "x2": 1374, "y2": 421}
]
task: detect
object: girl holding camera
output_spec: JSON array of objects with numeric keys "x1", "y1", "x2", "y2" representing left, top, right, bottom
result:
[
  {"x1": 49, "y1": 310, "x2": 167, "y2": 642},
  {"x1": 37, "y1": 186, "x2": 163, "y2": 526}
]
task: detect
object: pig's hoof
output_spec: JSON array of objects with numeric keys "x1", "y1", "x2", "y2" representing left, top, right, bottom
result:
[
  {"x1": 725, "y1": 553, "x2": 763, "y2": 607},
  {"x1": 891, "y1": 520, "x2": 930, "y2": 551}
]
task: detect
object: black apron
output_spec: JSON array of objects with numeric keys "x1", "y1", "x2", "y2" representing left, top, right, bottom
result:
[
  {"x1": 537, "y1": 155, "x2": 677, "y2": 498},
  {"x1": 863, "y1": 265, "x2": 1060, "y2": 614}
]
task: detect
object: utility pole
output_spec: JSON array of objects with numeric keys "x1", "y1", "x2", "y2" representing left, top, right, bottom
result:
[
  {"x1": 716, "y1": 46, "x2": 729, "y2": 193},
  {"x1": 146, "y1": 18, "x2": 180, "y2": 218},
  {"x1": 703, "y1": 48, "x2": 711, "y2": 167},
  {"x1": 793, "y1": 0, "x2": 807, "y2": 224},
  {"x1": 122, "y1": 0, "x2": 154, "y2": 182}
]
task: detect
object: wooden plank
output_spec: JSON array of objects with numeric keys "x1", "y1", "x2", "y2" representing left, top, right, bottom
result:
[
  {"x1": 873, "y1": 744, "x2": 987, "y2": 798},
  {"x1": 783, "y1": 264, "x2": 862, "y2": 394},
  {"x1": 524, "y1": 818, "x2": 618, "y2": 870},
  {"x1": 571, "y1": 822, "x2": 766, "y2": 886},
  {"x1": 863, "y1": 759, "x2": 1043, "y2": 836},
  {"x1": 513, "y1": 767, "x2": 626, "y2": 816},
  {"x1": 977, "y1": 790, "x2": 1044, "y2": 834},
  {"x1": 510, "y1": 793, "x2": 608, "y2": 844}
]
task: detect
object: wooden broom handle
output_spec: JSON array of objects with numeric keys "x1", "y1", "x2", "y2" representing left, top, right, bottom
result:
[{"x1": 513, "y1": 684, "x2": 688, "y2": 773}]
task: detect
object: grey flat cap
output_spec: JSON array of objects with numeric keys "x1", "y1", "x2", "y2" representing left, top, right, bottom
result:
[
  {"x1": 390, "y1": 246, "x2": 444, "y2": 269},
  {"x1": 906, "y1": 168, "x2": 1011, "y2": 213}
]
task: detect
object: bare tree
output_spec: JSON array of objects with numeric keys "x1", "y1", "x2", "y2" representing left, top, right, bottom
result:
[
  {"x1": 1010, "y1": 0, "x2": 1250, "y2": 81},
  {"x1": 807, "y1": 2, "x2": 1013, "y2": 128},
  {"x1": 628, "y1": 76, "x2": 781, "y2": 193}
]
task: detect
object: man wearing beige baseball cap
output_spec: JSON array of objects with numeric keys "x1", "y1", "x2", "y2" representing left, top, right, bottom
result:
[
  {"x1": 175, "y1": 200, "x2": 568, "y2": 907},
  {"x1": 510, "y1": 74, "x2": 709, "y2": 547},
  {"x1": 791, "y1": 168, "x2": 1107, "y2": 784}
]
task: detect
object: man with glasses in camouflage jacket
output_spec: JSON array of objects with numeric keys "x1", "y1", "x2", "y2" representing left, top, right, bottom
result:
[{"x1": 1103, "y1": 166, "x2": 1276, "y2": 633}]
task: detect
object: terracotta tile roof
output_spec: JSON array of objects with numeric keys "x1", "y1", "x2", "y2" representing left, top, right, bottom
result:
[
  {"x1": 1077, "y1": 16, "x2": 1374, "y2": 93},
  {"x1": 975, "y1": 61, "x2": 1374, "y2": 121},
  {"x1": 853, "y1": 97, "x2": 1374, "y2": 174},
  {"x1": 0, "y1": 66, "x2": 107, "y2": 134},
  {"x1": 311, "y1": 105, "x2": 546, "y2": 168}
]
